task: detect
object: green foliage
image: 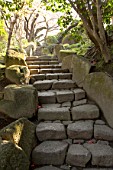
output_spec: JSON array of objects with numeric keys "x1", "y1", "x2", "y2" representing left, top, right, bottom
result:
[{"x1": 46, "y1": 35, "x2": 58, "y2": 44}]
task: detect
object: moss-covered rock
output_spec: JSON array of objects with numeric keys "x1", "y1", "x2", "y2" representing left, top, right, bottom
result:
[
  {"x1": 5, "y1": 65, "x2": 30, "y2": 84},
  {"x1": 5, "y1": 50, "x2": 26, "y2": 67},
  {"x1": 0, "y1": 84, "x2": 38, "y2": 119},
  {"x1": 62, "y1": 54, "x2": 75, "y2": 72},
  {"x1": 83, "y1": 72, "x2": 113, "y2": 128},
  {"x1": 72, "y1": 56, "x2": 91, "y2": 87},
  {"x1": 0, "y1": 118, "x2": 37, "y2": 158},
  {"x1": 54, "y1": 44, "x2": 63, "y2": 59},
  {"x1": 0, "y1": 140, "x2": 30, "y2": 170}
]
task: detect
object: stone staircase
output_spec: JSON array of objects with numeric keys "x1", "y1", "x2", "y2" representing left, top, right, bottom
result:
[{"x1": 26, "y1": 56, "x2": 113, "y2": 170}]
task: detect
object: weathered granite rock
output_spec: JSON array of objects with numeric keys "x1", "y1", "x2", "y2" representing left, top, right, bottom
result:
[
  {"x1": 95, "y1": 119, "x2": 105, "y2": 125},
  {"x1": 73, "y1": 89, "x2": 85, "y2": 101},
  {"x1": 0, "y1": 118, "x2": 37, "y2": 158},
  {"x1": 35, "y1": 166, "x2": 61, "y2": 170},
  {"x1": 59, "y1": 50, "x2": 76, "y2": 62},
  {"x1": 72, "y1": 56, "x2": 91, "y2": 87},
  {"x1": 67, "y1": 120, "x2": 94, "y2": 139},
  {"x1": 33, "y1": 80, "x2": 56, "y2": 90},
  {"x1": 0, "y1": 85, "x2": 38, "y2": 119},
  {"x1": 66, "y1": 144, "x2": 91, "y2": 167},
  {"x1": 56, "y1": 90, "x2": 74, "y2": 103},
  {"x1": 32, "y1": 141, "x2": 68, "y2": 165},
  {"x1": 83, "y1": 72, "x2": 113, "y2": 128},
  {"x1": 84, "y1": 143, "x2": 113, "y2": 166},
  {"x1": 38, "y1": 91, "x2": 56, "y2": 104},
  {"x1": 71, "y1": 104, "x2": 99, "y2": 120},
  {"x1": 38, "y1": 107, "x2": 71, "y2": 121},
  {"x1": 62, "y1": 102, "x2": 71, "y2": 107},
  {"x1": 42, "y1": 104, "x2": 61, "y2": 108},
  {"x1": 0, "y1": 140, "x2": 30, "y2": 170},
  {"x1": 36, "y1": 122, "x2": 66, "y2": 141},
  {"x1": 54, "y1": 44, "x2": 64, "y2": 59},
  {"x1": 5, "y1": 65, "x2": 30, "y2": 84},
  {"x1": 62, "y1": 55, "x2": 73, "y2": 72},
  {"x1": 94, "y1": 124, "x2": 113, "y2": 141}
]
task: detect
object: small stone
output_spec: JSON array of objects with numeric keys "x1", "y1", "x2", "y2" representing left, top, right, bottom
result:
[
  {"x1": 97, "y1": 140, "x2": 109, "y2": 145},
  {"x1": 42, "y1": 104, "x2": 61, "y2": 108},
  {"x1": 56, "y1": 90, "x2": 74, "y2": 103},
  {"x1": 67, "y1": 120, "x2": 94, "y2": 139},
  {"x1": 62, "y1": 102, "x2": 71, "y2": 107},
  {"x1": 54, "y1": 120, "x2": 61, "y2": 123},
  {"x1": 38, "y1": 91, "x2": 56, "y2": 104},
  {"x1": 94, "y1": 125, "x2": 113, "y2": 141},
  {"x1": 95, "y1": 119, "x2": 105, "y2": 125},
  {"x1": 60, "y1": 165, "x2": 70, "y2": 170},
  {"x1": 52, "y1": 80, "x2": 76, "y2": 90},
  {"x1": 32, "y1": 141, "x2": 68, "y2": 165},
  {"x1": 35, "y1": 166, "x2": 61, "y2": 170},
  {"x1": 84, "y1": 143, "x2": 113, "y2": 166},
  {"x1": 66, "y1": 144, "x2": 91, "y2": 167},
  {"x1": 63, "y1": 139, "x2": 72, "y2": 145},
  {"x1": 73, "y1": 99, "x2": 87, "y2": 107}
]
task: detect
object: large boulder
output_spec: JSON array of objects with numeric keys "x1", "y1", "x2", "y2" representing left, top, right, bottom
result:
[
  {"x1": 0, "y1": 140, "x2": 30, "y2": 170},
  {"x1": 5, "y1": 50, "x2": 26, "y2": 67},
  {"x1": 5, "y1": 65, "x2": 30, "y2": 84},
  {"x1": 62, "y1": 54, "x2": 74, "y2": 72},
  {"x1": 59, "y1": 50, "x2": 76, "y2": 62},
  {"x1": 62, "y1": 34, "x2": 76, "y2": 45},
  {"x1": 72, "y1": 56, "x2": 91, "y2": 87},
  {"x1": 53, "y1": 44, "x2": 63, "y2": 59},
  {"x1": 0, "y1": 117, "x2": 37, "y2": 158},
  {"x1": 83, "y1": 72, "x2": 113, "y2": 128},
  {"x1": 0, "y1": 84, "x2": 38, "y2": 119}
]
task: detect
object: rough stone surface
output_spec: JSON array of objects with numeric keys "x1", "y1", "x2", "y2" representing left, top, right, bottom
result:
[
  {"x1": 42, "y1": 104, "x2": 61, "y2": 108},
  {"x1": 84, "y1": 143, "x2": 113, "y2": 166},
  {"x1": 71, "y1": 104, "x2": 99, "y2": 120},
  {"x1": 62, "y1": 102, "x2": 71, "y2": 107},
  {"x1": 72, "y1": 56, "x2": 91, "y2": 87},
  {"x1": 62, "y1": 55, "x2": 73, "y2": 72},
  {"x1": 0, "y1": 140, "x2": 30, "y2": 170},
  {"x1": 94, "y1": 124, "x2": 113, "y2": 141},
  {"x1": 95, "y1": 119, "x2": 105, "y2": 125},
  {"x1": 32, "y1": 141, "x2": 68, "y2": 165},
  {"x1": 67, "y1": 120, "x2": 94, "y2": 139},
  {"x1": 31, "y1": 74, "x2": 46, "y2": 81},
  {"x1": 36, "y1": 122, "x2": 66, "y2": 141},
  {"x1": 73, "y1": 99, "x2": 87, "y2": 107},
  {"x1": 33, "y1": 80, "x2": 56, "y2": 90},
  {"x1": 35, "y1": 166, "x2": 61, "y2": 170},
  {"x1": 46, "y1": 73, "x2": 58, "y2": 80},
  {"x1": 56, "y1": 90, "x2": 74, "y2": 103},
  {"x1": 73, "y1": 89, "x2": 85, "y2": 101},
  {"x1": 66, "y1": 144, "x2": 91, "y2": 167},
  {"x1": 52, "y1": 80, "x2": 76, "y2": 89},
  {"x1": 0, "y1": 118, "x2": 37, "y2": 158},
  {"x1": 38, "y1": 107, "x2": 71, "y2": 121},
  {"x1": 58, "y1": 73, "x2": 72, "y2": 79},
  {"x1": 0, "y1": 84, "x2": 38, "y2": 119},
  {"x1": 83, "y1": 72, "x2": 113, "y2": 128},
  {"x1": 38, "y1": 91, "x2": 56, "y2": 104}
]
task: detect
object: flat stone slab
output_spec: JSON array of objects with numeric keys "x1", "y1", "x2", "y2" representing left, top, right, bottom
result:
[
  {"x1": 56, "y1": 90, "x2": 74, "y2": 103},
  {"x1": 52, "y1": 68, "x2": 69, "y2": 73},
  {"x1": 62, "y1": 102, "x2": 71, "y2": 107},
  {"x1": 52, "y1": 80, "x2": 76, "y2": 89},
  {"x1": 67, "y1": 120, "x2": 94, "y2": 139},
  {"x1": 28, "y1": 65, "x2": 39, "y2": 69},
  {"x1": 73, "y1": 89, "x2": 85, "y2": 101},
  {"x1": 35, "y1": 166, "x2": 61, "y2": 170},
  {"x1": 84, "y1": 143, "x2": 113, "y2": 167},
  {"x1": 36, "y1": 122, "x2": 66, "y2": 141},
  {"x1": 58, "y1": 73, "x2": 72, "y2": 79},
  {"x1": 33, "y1": 80, "x2": 57, "y2": 90},
  {"x1": 71, "y1": 104, "x2": 100, "y2": 120},
  {"x1": 32, "y1": 141, "x2": 68, "y2": 165},
  {"x1": 73, "y1": 99, "x2": 87, "y2": 107},
  {"x1": 38, "y1": 107, "x2": 71, "y2": 121},
  {"x1": 38, "y1": 91, "x2": 56, "y2": 104},
  {"x1": 66, "y1": 144, "x2": 91, "y2": 167},
  {"x1": 31, "y1": 74, "x2": 46, "y2": 81},
  {"x1": 94, "y1": 124, "x2": 113, "y2": 141},
  {"x1": 42, "y1": 104, "x2": 61, "y2": 108},
  {"x1": 30, "y1": 69, "x2": 39, "y2": 74},
  {"x1": 46, "y1": 74, "x2": 58, "y2": 80}
]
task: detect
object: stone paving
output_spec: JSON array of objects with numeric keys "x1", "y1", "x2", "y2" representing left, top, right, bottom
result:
[{"x1": 26, "y1": 56, "x2": 113, "y2": 170}]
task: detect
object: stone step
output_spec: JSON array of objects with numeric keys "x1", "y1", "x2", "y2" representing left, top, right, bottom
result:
[
  {"x1": 32, "y1": 141, "x2": 68, "y2": 166},
  {"x1": 26, "y1": 56, "x2": 58, "y2": 61},
  {"x1": 30, "y1": 73, "x2": 72, "y2": 83},
  {"x1": 33, "y1": 80, "x2": 76, "y2": 91},
  {"x1": 26, "y1": 60, "x2": 60, "y2": 65},
  {"x1": 71, "y1": 104, "x2": 100, "y2": 120},
  {"x1": 36, "y1": 122, "x2": 66, "y2": 141},
  {"x1": 38, "y1": 107, "x2": 71, "y2": 121},
  {"x1": 28, "y1": 64, "x2": 61, "y2": 69},
  {"x1": 30, "y1": 68, "x2": 69, "y2": 74}
]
